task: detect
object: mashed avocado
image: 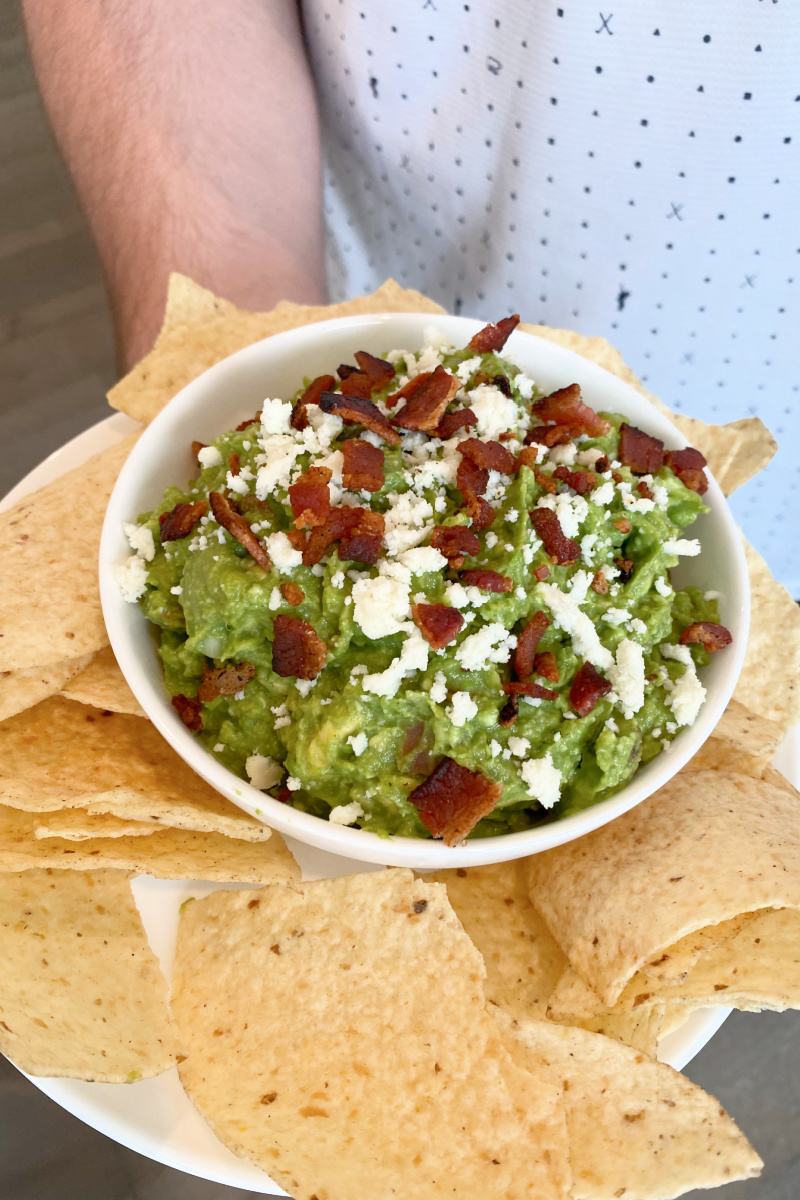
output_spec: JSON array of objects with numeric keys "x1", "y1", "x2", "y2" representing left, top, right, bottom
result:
[{"x1": 120, "y1": 324, "x2": 723, "y2": 839}]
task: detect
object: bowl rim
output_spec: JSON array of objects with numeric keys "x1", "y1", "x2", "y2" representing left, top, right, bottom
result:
[{"x1": 100, "y1": 310, "x2": 750, "y2": 868}]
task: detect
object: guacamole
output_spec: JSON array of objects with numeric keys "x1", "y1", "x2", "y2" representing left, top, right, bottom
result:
[{"x1": 118, "y1": 320, "x2": 727, "y2": 840}]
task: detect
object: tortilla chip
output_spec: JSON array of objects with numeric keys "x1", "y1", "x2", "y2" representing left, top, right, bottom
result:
[
  {"x1": 172, "y1": 869, "x2": 571, "y2": 1200},
  {"x1": 159, "y1": 273, "x2": 240, "y2": 330},
  {"x1": 0, "y1": 653, "x2": 94, "y2": 723},
  {"x1": 428, "y1": 861, "x2": 661, "y2": 1055},
  {"x1": 0, "y1": 434, "x2": 140, "y2": 672},
  {"x1": 0, "y1": 869, "x2": 180, "y2": 1081},
  {"x1": 660, "y1": 1002, "x2": 695, "y2": 1040},
  {"x1": 640, "y1": 912, "x2": 758, "y2": 986},
  {"x1": 547, "y1": 968, "x2": 624, "y2": 1021},
  {"x1": 109, "y1": 275, "x2": 446, "y2": 424},
  {"x1": 711, "y1": 697, "x2": 784, "y2": 758},
  {"x1": 734, "y1": 538, "x2": 800, "y2": 735},
  {"x1": 651, "y1": 907, "x2": 800, "y2": 1012},
  {"x1": 570, "y1": 1006, "x2": 664, "y2": 1057},
  {"x1": 548, "y1": 912, "x2": 759, "y2": 1021},
  {"x1": 682, "y1": 698, "x2": 785, "y2": 781},
  {"x1": 427, "y1": 861, "x2": 568, "y2": 1019},
  {"x1": 33, "y1": 810, "x2": 159, "y2": 841},
  {"x1": 0, "y1": 804, "x2": 299, "y2": 884},
  {"x1": 0, "y1": 696, "x2": 273, "y2": 842},
  {"x1": 495, "y1": 1010, "x2": 762, "y2": 1200},
  {"x1": 686, "y1": 737, "x2": 772, "y2": 779},
  {"x1": 525, "y1": 769, "x2": 800, "y2": 1006},
  {"x1": 60, "y1": 646, "x2": 145, "y2": 717},
  {"x1": 521, "y1": 323, "x2": 777, "y2": 495},
  {"x1": 551, "y1": 906, "x2": 800, "y2": 1020}
]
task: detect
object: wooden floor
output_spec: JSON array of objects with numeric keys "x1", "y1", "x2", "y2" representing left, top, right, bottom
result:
[
  {"x1": 1, "y1": 3, "x2": 799, "y2": 1199},
  {"x1": 0, "y1": 0, "x2": 116, "y2": 498}
]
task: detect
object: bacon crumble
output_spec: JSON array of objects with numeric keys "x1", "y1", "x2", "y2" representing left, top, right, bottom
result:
[
  {"x1": 172, "y1": 694, "x2": 203, "y2": 731},
  {"x1": 339, "y1": 371, "x2": 374, "y2": 400},
  {"x1": 280, "y1": 582, "x2": 305, "y2": 607},
  {"x1": 532, "y1": 564, "x2": 551, "y2": 582},
  {"x1": 227, "y1": 452, "x2": 240, "y2": 476},
  {"x1": 534, "y1": 468, "x2": 558, "y2": 495},
  {"x1": 458, "y1": 437, "x2": 517, "y2": 475},
  {"x1": 303, "y1": 506, "x2": 385, "y2": 567},
  {"x1": 354, "y1": 350, "x2": 396, "y2": 389},
  {"x1": 341, "y1": 438, "x2": 385, "y2": 492},
  {"x1": 159, "y1": 500, "x2": 208, "y2": 543},
  {"x1": 501, "y1": 680, "x2": 559, "y2": 700},
  {"x1": 531, "y1": 383, "x2": 611, "y2": 438},
  {"x1": 286, "y1": 528, "x2": 307, "y2": 553},
  {"x1": 553, "y1": 465, "x2": 597, "y2": 494},
  {"x1": 467, "y1": 314, "x2": 520, "y2": 354},
  {"x1": 615, "y1": 557, "x2": 635, "y2": 584},
  {"x1": 235, "y1": 411, "x2": 261, "y2": 432},
  {"x1": 665, "y1": 447, "x2": 709, "y2": 495},
  {"x1": 530, "y1": 508, "x2": 581, "y2": 565},
  {"x1": 457, "y1": 455, "x2": 489, "y2": 500},
  {"x1": 590, "y1": 571, "x2": 610, "y2": 595},
  {"x1": 498, "y1": 693, "x2": 519, "y2": 727},
  {"x1": 197, "y1": 661, "x2": 257, "y2": 702},
  {"x1": 524, "y1": 424, "x2": 579, "y2": 448},
  {"x1": 338, "y1": 509, "x2": 385, "y2": 564},
  {"x1": 407, "y1": 757, "x2": 503, "y2": 845},
  {"x1": 319, "y1": 392, "x2": 401, "y2": 444},
  {"x1": 272, "y1": 615, "x2": 327, "y2": 680},
  {"x1": 288, "y1": 465, "x2": 332, "y2": 529},
  {"x1": 191, "y1": 440, "x2": 206, "y2": 458},
  {"x1": 459, "y1": 569, "x2": 513, "y2": 593},
  {"x1": 570, "y1": 661, "x2": 613, "y2": 716},
  {"x1": 456, "y1": 456, "x2": 495, "y2": 530},
  {"x1": 679, "y1": 622, "x2": 732, "y2": 652},
  {"x1": 392, "y1": 366, "x2": 461, "y2": 432},
  {"x1": 209, "y1": 492, "x2": 271, "y2": 570},
  {"x1": 386, "y1": 372, "x2": 427, "y2": 411},
  {"x1": 619, "y1": 423, "x2": 665, "y2": 475},
  {"x1": 534, "y1": 651, "x2": 560, "y2": 683},
  {"x1": 290, "y1": 375, "x2": 335, "y2": 431},
  {"x1": 514, "y1": 611, "x2": 551, "y2": 679},
  {"x1": 466, "y1": 495, "x2": 495, "y2": 530},
  {"x1": 433, "y1": 408, "x2": 478, "y2": 439},
  {"x1": 412, "y1": 603, "x2": 464, "y2": 649},
  {"x1": 430, "y1": 525, "x2": 480, "y2": 569}
]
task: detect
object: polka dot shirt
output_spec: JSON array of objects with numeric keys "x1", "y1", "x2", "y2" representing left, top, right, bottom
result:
[{"x1": 301, "y1": 1, "x2": 800, "y2": 593}]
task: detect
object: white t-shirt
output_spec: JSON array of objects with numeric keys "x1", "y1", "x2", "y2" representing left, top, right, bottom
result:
[{"x1": 302, "y1": 1, "x2": 800, "y2": 593}]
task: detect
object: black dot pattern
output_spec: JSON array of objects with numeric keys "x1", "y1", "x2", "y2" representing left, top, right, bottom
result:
[{"x1": 302, "y1": 1, "x2": 799, "y2": 590}]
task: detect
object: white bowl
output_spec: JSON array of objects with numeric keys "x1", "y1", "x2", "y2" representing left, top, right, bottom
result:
[{"x1": 100, "y1": 313, "x2": 749, "y2": 869}]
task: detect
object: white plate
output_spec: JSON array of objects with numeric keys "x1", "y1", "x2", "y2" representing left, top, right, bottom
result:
[{"x1": 5, "y1": 414, "x2": 789, "y2": 1194}]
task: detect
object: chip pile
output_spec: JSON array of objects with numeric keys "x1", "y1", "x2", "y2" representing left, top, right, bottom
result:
[{"x1": 0, "y1": 277, "x2": 797, "y2": 1197}]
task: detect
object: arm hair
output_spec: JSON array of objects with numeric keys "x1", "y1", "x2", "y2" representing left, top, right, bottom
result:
[{"x1": 23, "y1": 0, "x2": 327, "y2": 368}]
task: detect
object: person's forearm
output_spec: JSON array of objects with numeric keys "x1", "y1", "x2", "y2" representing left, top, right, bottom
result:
[{"x1": 23, "y1": 0, "x2": 327, "y2": 370}]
